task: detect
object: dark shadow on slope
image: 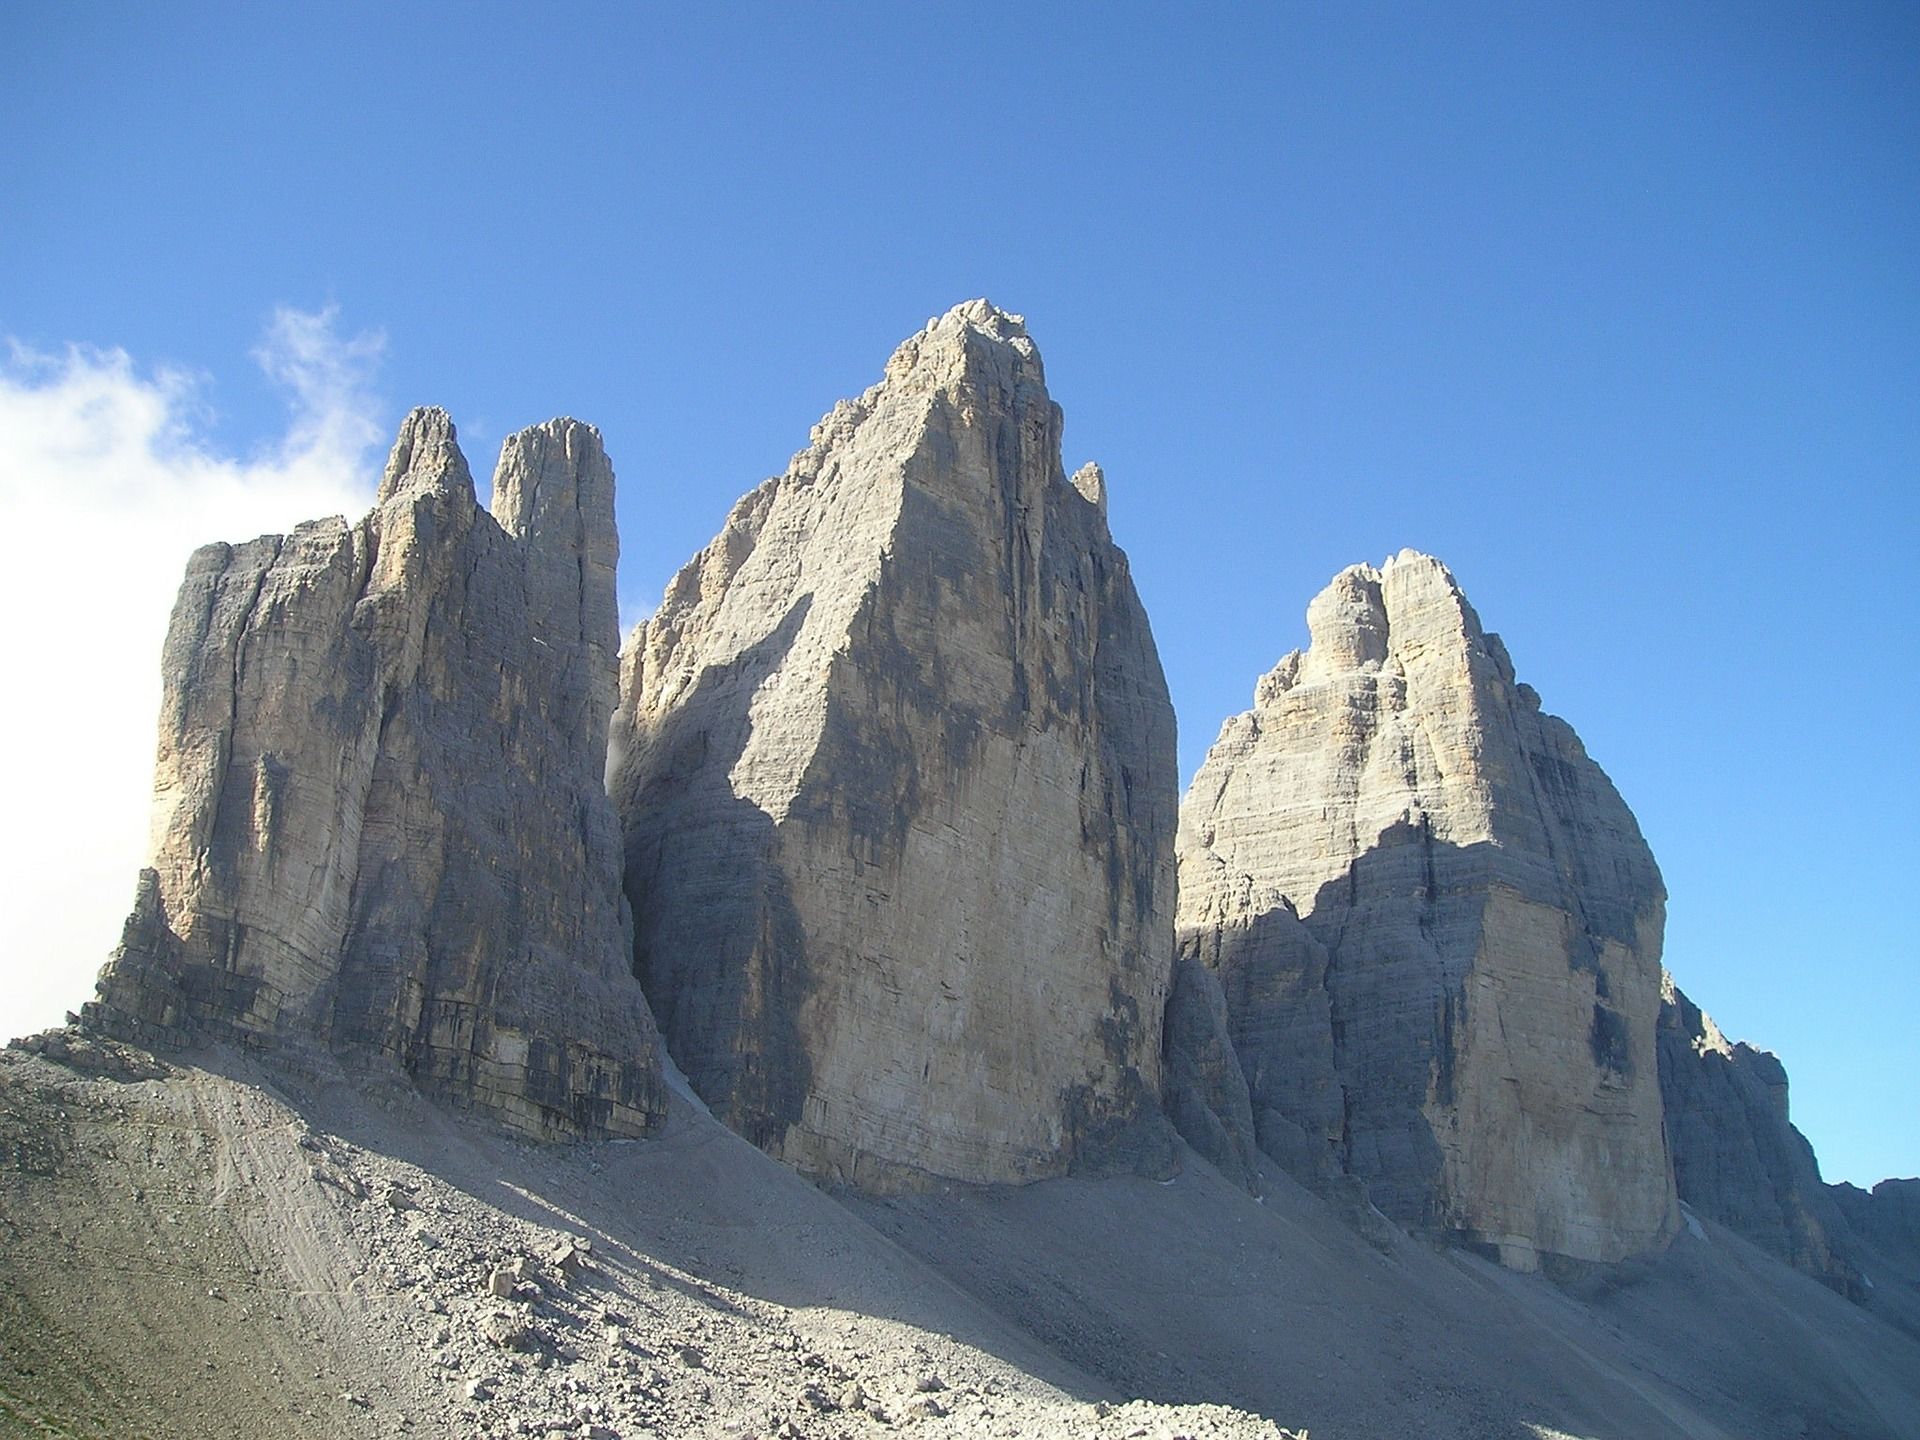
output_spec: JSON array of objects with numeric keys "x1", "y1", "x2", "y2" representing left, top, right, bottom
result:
[
  {"x1": 1195, "y1": 823, "x2": 1649, "y2": 1248},
  {"x1": 154, "y1": 1036, "x2": 1107, "y2": 1402},
  {"x1": 839, "y1": 1141, "x2": 1920, "y2": 1440},
  {"x1": 618, "y1": 595, "x2": 815, "y2": 1155},
  {"x1": 20, "y1": 1031, "x2": 1920, "y2": 1440}
]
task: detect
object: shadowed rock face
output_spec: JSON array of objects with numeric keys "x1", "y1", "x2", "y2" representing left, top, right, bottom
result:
[
  {"x1": 1829, "y1": 1177, "x2": 1920, "y2": 1340},
  {"x1": 86, "y1": 409, "x2": 665, "y2": 1140},
  {"x1": 610, "y1": 300, "x2": 1178, "y2": 1189},
  {"x1": 1162, "y1": 955, "x2": 1259, "y2": 1191},
  {"x1": 1176, "y1": 550, "x2": 1677, "y2": 1267},
  {"x1": 1657, "y1": 977, "x2": 1864, "y2": 1296}
]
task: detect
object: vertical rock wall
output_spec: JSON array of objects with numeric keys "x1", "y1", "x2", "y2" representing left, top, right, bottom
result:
[
  {"x1": 610, "y1": 300, "x2": 1178, "y2": 1188},
  {"x1": 1657, "y1": 977, "x2": 1863, "y2": 1294},
  {"x1": 87, "y1": 409, "x2": 664, "y2": 1140},
  {"x1": 1176, "y1": 551, "x2": 1677, "y2": 1267}
]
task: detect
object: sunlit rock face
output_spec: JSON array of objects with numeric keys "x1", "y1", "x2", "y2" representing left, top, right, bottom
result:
[
  {"x1": 610, "y1": 301, "x2": 1178, "y2": 1189},
  {"x1": 1177, "y1": 551, "x2": 1678, "y2": 1268},
  {"x1": 1657, "y1": 977, "x2": 1864, "y2": 1296},
  {"x1": 87, "y1": 410, "x2": 666, "y2": 1140}
]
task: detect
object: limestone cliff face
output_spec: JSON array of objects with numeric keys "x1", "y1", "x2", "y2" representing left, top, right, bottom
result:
[
  {"x1": 87, "y1": 410, "x2": 664, "y2": 1140},
  {"x1": 1657, "y1": 977, "x2": 1863, "y2": 1295},
  {"x1": 609, "y1": 300, "x2": 1178, "y2": 1188},
  {"x1": 1176, "y1": 551, "x2": 1677, "y2": 1267}
]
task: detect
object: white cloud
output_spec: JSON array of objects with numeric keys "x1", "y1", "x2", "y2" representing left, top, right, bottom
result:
[{"x1": 0, "y1": 306, "x2": 384, "y2": 1042}]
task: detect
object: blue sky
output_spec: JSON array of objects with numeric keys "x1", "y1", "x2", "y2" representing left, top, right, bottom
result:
[{"x1": 2, "y1": 3, "x2": 1914, "y2": 1186}]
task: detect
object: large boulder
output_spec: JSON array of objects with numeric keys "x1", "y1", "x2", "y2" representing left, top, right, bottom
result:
[
  {"x1": 609, "y1": 300, "x2": 1178, "y2": 1188},
  {"x1": 1177, "y1": 550, "x2": 1677, "y2": 1268},
  {"x1": 86, "y1": 410, "x2": 665, "y2": 1140}
]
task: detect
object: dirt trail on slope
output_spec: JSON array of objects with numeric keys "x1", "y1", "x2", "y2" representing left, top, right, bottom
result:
[{"x1": 0, "y1": 1038, "x2": 1291, "y2": 1440}]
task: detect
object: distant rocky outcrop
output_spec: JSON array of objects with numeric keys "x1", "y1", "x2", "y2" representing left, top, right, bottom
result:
[
  {"x1": 1175, "y1": 550, "x2": 1678, "y2": 1267},
  {"x1": 609, "y1": 300, "x2": 1178, "y2": 1188},
  {"x1": 1830, "y1": 1178, "x2": 1920, "y2": 1339},
  {"x1": 85, "y1": 409, "x2": 665, "y2": 1140},
  {"x1": 1657, "y1": 976, "x2": 1863, "y2": 1295}
]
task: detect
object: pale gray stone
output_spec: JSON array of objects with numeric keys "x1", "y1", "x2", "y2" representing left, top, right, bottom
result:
[
  {"x1": 1177, "y1": 550, "x2": 1677, "y2": 1268},
  {"x1": 610, "y1": 300, "x2": 1177, "y2": 1188},
  {"x1": 86, "y1": 409, "x2": 664, "y2": 1140}
]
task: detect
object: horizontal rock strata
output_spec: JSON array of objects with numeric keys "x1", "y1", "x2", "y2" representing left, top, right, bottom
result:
[
  {"x1": 86, "y1": 410, "x2": 664, "y2": 1139},
  {"x1": 610, "y1": 300, "x2": 1178, "y2": 1188},
  {"x1": 1176, "y1": 550, "x2": 1677, "y2": 1267}
]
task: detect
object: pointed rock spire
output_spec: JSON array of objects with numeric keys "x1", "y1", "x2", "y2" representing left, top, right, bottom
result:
[
  {"x1": 611, "y1": 302, "x2": 1177, "y2": 1188},
  {"x1": 377, "y1": 405, "x2": 471, "y2": 504},
  {"x1": 490, "y1": 417, "x2": 622, "y2": 774}
]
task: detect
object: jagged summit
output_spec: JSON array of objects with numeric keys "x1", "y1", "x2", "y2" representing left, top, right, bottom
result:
[
  {"x1": 1251, "y1": 550, "x2": 1499, "y2": 705},
  {"x1": 376, "y1": 404, "x2": 468, "y2": 503},
  {"x1": 778, "y1": 299, "x2": 1078, "y2": 507}
]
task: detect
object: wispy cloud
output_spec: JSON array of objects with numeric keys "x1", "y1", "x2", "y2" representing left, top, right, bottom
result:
[{"x1": 0, "y1": 306, "x2": 386, "y2": 1041}]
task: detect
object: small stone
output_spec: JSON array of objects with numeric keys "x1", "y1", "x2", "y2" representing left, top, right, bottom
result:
[
  {"x1": 465, "y1": 1376, "x2": 497, "y2": 1402},
  {"x1": 481, "y1": 1311, "x2": 536, "y2": 1352}
]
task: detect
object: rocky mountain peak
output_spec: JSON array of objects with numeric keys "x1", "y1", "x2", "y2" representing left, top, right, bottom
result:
[
  {"x1": 610, "y1": 302, "x2": 1175, "y2": 1189},
  {"x1": 376, "y1": 404, "x2": 470, "y2": 504},
  {"x1": 870, "y1": 298, "x2": 1047, "y2": 419},
  {"x1": 85, "y1": 409, "x2": 663, "y2": 1140},
  {"x1": 1175, "y1": 553, "x2": 1676, "y2": 1268}
]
